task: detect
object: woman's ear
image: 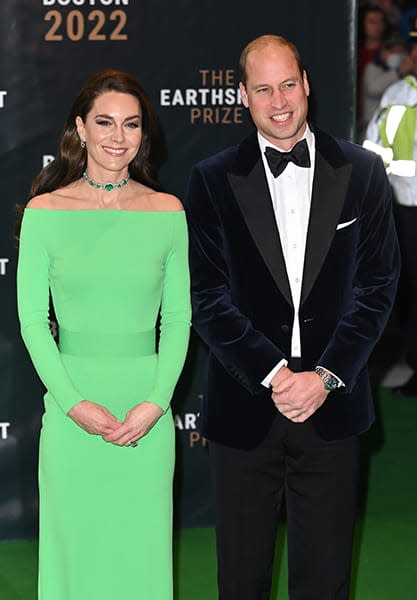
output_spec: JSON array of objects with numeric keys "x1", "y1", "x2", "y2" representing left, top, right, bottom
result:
[{"x1": 75, "y1": 116, "x2": 85, "y2": 143}]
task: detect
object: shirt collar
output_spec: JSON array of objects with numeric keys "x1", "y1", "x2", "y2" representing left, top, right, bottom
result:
[{"x1": 257, "y1": 125, "x2": 314, "y2": 157}]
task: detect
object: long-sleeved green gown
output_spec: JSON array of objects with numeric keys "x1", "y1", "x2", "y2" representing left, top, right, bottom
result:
[{"x1": 17, "y1": 208, "x2": 191, "y2": 599}]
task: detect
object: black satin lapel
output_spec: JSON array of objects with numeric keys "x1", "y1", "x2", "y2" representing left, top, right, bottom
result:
[
  {"x1": 227, "y1": 160, "x2": 293, "y2": 306},
  {"x1": 301, "y1": 153, "x2": 352, "y2": 304}
]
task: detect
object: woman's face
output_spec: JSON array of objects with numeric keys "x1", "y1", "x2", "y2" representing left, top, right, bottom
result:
[{"x1": 76, "y1": 91, "x2": 142, "y2": 179}]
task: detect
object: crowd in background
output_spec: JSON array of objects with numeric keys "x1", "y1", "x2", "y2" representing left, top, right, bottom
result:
[
  {"x1": 357, "y1": 0, "x2": 417, "y2": 398},
  {"x1": 357, "y1": 0, "x2": 417, "y2": 141}
]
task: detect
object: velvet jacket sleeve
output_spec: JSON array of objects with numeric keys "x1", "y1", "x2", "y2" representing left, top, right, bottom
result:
[
  {"x1": 317, "y1": 153, "x2": 400, "y2": 393},
  {"x1": 146, "y1": 212, "x2": 191, "y2": 411},
  {"x1": 185, "y1": 164, "x2": 287, "y2": 395},
  {"x1": 17, "y1": 211, "x2": 85, "y2": 414}
]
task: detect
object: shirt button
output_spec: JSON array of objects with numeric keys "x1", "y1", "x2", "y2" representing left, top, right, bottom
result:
[
  {"x1": 291, "y1": 209, "x2": 295, "y2": 214},
  {"x1": 293, "y1": 243, "x2": 297, "y2": 249},
  {"x1": 295, "y1": 278, "x2": 300, "y2": 283}
]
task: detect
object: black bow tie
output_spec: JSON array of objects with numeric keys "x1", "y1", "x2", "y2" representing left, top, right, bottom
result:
[{"x1": 264, "y1": 139, "x2": 311, "y2": 178}]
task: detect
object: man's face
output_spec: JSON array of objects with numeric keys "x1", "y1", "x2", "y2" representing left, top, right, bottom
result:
[
  {"x1": 364, "y1": 11, "x2": 385, "y2": 42},
  {"x1": 239, "y1": 42, "x2": 309, "y2": 151}
]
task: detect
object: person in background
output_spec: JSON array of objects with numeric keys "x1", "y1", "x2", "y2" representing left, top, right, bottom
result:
[
  {"x1": 186, "y1": 34, "x2": 400, "y2": 599},
  {"x1": 365, "y1": 22, "x2": 417, "y2": 397},
  {"x1": 358, "y1": 4, "x2": 389, "y2": 80},
  {"x1": 371, "y1": 0, "x2": 402, "y2": 28},
  {"x1": 399, "y1": 1, "x2": 417, "y2": 41},
  {"x1": 358, "y1": 31, "x2": 409, "y2": 141},
  {"x1": 17, "y1": 69, "x2": 191, "y2": 599},
  {"x1": 357, "y1": 4, "x2": 389, "y2": 126}
]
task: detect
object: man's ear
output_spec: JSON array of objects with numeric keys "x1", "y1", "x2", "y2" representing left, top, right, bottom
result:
[
  {"x1": 239, "y1": 82, "x2": 250, "y2": 108},
  {"x1": 302, "y1": 70, "x2": 310, "y2": 97}
]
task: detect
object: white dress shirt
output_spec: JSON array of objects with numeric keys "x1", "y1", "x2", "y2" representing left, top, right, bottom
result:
[{"x1": 259, "y1": 127, "x2": 315, "y2": 387}]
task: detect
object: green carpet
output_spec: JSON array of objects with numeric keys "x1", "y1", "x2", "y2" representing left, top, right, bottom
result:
[{"x1": 1, "y1": 389, "x2": 416, "y2": 599}]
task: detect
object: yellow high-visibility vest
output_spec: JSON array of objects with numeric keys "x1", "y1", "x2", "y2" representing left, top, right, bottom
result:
[{"x1": 365, "y1": 75, "x2": 417, "y2": 176}]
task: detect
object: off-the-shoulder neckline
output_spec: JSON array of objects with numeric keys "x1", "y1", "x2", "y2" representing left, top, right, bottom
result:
[{"x1": 25, "y1": 208, "x2": 185, "y2": 214}]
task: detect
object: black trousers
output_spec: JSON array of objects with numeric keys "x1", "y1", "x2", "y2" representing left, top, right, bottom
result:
[{"x1": 209, "y1": 414, "x2": 359, "y2": 600}]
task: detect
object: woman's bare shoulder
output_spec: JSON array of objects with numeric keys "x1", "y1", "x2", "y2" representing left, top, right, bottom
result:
[
  {"x1": 27, "y1": 185, "x2": 85, "y2": 210},
  {"x1": 127, "y1": 181, "x2": 184, "y2": 212},
  {"x1": 152, "y1": 192, "x2": 184, "y2": 212},
  {"x1": 132, "y1": 187, "x2": 184, "y2": 212},
  {"x1": 26, "y1": 193, "x2": 58, "y2": 209}
]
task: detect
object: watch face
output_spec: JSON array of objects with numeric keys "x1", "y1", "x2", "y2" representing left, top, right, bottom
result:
[
  {"x1": 325, "y1": 375, "x2": 338, "y2": 391},
  {"x1": 315, "y1": 367, "x2": 338, "y2": 391},
  {"x1": 314, "y1": 367, "x2": 339, "y2": 392}
]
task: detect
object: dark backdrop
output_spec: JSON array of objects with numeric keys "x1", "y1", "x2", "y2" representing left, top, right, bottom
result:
[{"x1": 0, "y1": 0, "x2": 357, "y2": 540}]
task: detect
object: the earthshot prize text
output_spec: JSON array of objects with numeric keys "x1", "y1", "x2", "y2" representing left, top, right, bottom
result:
[{"x1": 161, "y1": 69, "x2": 244, "y2": 125}]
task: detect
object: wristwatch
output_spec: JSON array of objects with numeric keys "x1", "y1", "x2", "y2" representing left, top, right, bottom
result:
[{"x1": 314, "y1": 366, "x2": 342, "y2": 392}]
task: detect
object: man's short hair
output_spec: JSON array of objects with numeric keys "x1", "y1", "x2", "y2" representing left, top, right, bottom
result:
[{"x1": 239, "y1": 34, "x2": 304, "y2": 85}]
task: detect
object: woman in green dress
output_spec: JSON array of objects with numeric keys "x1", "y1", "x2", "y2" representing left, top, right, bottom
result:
[{"x1": 17, "y1": 69, "x2": 191, "y2": 599}]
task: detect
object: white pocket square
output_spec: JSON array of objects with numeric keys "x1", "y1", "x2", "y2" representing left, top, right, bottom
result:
[{"x1": 336, "y1": 218, "x2": 357, "y2": 231}]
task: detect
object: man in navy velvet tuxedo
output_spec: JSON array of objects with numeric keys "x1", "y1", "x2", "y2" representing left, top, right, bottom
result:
[{"x1": 185, "y1": 35, "x2": 400, "y2": 600}]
